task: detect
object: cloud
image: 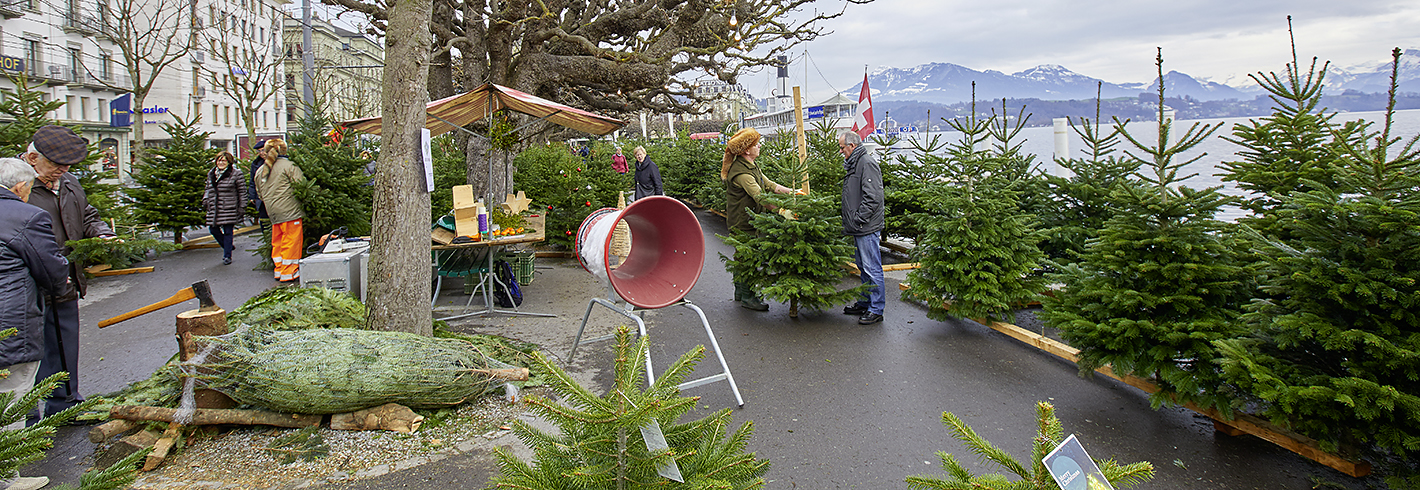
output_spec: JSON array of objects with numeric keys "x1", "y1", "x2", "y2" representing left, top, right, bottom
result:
[{"x1": 744, "y1": 0, "x2": 1420, "y2": 101}]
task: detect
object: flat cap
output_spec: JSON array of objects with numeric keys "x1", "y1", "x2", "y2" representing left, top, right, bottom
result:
[
  {"x1": 33, "y1": 125, "x2": 88, "y2": 166},
  {"x1": 252, "y1": 139, "x2": 266, "y2": 150}
]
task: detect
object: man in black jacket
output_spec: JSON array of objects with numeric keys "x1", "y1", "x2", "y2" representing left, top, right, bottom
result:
[
  {"x1": 22, "y1": 125, "x2": 115, "y2": 420},
  {"x1": 838, "y1": 131, "x2": 886, "y2": 325}
]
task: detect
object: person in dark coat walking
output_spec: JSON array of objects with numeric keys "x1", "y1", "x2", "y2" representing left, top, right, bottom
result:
[
  {"x1": 837, "y1": 130, "x2": 886, "y2": 325},
  {"x1": 21, "y1": 125, "x2": 114, "y2": 421},
  {"x1": 632, "y1": 146, "x2": 662, "y2": 201},
  {"x1": 204, "y1": 151, "x2": 246, "y2": 265},
  {"x1": 0, "y1": 156, "x2": 69, "y2": 490}
]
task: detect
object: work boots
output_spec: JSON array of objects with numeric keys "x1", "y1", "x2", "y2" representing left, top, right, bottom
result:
[{"x1": 734, "y1": 282, "x2": 769, "y2": 311}]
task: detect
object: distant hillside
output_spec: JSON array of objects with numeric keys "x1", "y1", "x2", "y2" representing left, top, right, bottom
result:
[{"x1": 842, "y1": 49, "x2": 1420, "y2": 106}]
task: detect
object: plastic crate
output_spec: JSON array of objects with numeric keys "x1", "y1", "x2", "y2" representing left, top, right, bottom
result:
[{"x1": 512, "y1": 251, "x2": 535, "y2": 285}]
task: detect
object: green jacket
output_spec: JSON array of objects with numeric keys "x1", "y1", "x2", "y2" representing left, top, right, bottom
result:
[
  {"x1": 255, "y1": 156, "x2": 305, "y2": 224},
  {"x1": 724, "y1": 155, "x2": 777, "y2": 234}
]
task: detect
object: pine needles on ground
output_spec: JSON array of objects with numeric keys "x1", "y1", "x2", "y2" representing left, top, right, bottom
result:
[
  {"x1": 264, "y1": 426, "x2": 329, "y2": 464},
  {"x1": 491, "y1": 326, "x2": 769, "y2": 489},
  {"x1": 906, "y1": 401, "x2": 1154, "y2": 490}
]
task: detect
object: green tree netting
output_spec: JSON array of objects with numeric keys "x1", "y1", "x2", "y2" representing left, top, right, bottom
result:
[{"x1": 193, "y1": 327, "x2": 514, "y2": 414}]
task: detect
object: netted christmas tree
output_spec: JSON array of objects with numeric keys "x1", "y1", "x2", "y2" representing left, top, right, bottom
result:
[
  {"x1": 490, "y1": 327, "x2": 769, "y2": 489},
  {"x1": 127, "y1": 114, "x2": 217, "y2": 242},
  {"x1": 288, "y1": 111, "x2": 374, "y2": 242},
  {"x1": 902, "y1": 87, "x2": 1047, "y2": 324},
  {"x1": 1215, "y1": 48, "x2": 1420, "y2": 483},
  {"x1": 1040, "y1": 50, "x2": 1253, "y2": 414}
]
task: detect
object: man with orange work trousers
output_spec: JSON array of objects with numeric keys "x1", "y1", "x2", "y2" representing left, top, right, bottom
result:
[{"x1": 254, "y1": 139, "x2": 305, "y2": 282}]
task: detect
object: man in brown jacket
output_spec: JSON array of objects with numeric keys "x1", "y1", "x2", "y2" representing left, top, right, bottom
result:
[{"x1": 22, "y1": 125, "x2": 115, "y2": 421}]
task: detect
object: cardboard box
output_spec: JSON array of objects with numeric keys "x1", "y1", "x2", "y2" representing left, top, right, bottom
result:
[{"x1": 451, "y1": 185, "x2": 481, "y2": 237}]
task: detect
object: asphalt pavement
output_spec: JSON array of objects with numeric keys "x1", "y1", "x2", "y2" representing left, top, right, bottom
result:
[{"x1": 28, "y1": 209, "x2": 1363, "y2": 489}]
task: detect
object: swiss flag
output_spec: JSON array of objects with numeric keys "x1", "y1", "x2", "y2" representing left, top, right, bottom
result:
[{"x1": 850, "y1": 74, "x2": 874, "y2": 140}]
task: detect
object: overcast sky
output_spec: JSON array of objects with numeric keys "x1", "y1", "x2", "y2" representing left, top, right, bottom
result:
[{"x1": 735, "y1": 0, "x2": 1420, "y2": 102}]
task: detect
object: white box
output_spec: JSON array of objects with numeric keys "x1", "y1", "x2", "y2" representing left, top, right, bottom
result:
[{"x1": 300, "y1": 248, "x2": 368, "y2": 300}]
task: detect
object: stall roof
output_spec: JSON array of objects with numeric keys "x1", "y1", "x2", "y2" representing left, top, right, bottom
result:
[{"x1": 342, "y1": 83, "x2": 626, "y2": 137}]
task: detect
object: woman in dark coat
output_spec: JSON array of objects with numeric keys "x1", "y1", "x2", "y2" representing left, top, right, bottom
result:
[
  {"x1": 632, "y1": 146, "x2": 663, "y2": 201},
  {"x1": 203, "y1": 151, "x2": 246, "y2": 265}
]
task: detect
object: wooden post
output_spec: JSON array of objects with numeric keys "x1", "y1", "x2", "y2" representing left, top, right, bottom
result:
[{"x1": 793, "y1": 86, "x2": 809, "y2": 194}]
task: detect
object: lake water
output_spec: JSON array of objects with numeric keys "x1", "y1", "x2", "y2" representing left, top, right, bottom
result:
[{"x1": 880, "y1": 109, "x2": 1420, "y2": 222}]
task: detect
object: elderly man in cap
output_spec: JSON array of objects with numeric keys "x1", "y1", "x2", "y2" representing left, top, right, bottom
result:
[{"x1": 22, "y1": 125, "x2": 115, "y2": 421}]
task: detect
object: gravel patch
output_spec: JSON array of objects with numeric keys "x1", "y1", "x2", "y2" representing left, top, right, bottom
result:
[{"x1": 125, "y1": 390, "x2": 547, "y2": 490}]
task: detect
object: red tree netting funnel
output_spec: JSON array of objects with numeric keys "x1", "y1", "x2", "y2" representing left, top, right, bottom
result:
[{"x1": 575, "y1": 196, "x2": 705, "y2": 309}]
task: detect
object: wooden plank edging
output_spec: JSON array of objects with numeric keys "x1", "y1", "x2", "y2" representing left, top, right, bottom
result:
[{"x1": 981, "y1": 319, "x2": 1371, "y2": 477}]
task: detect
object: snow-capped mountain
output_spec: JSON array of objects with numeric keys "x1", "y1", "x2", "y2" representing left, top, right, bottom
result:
[{"x1": 842, "y1": 51, "x2": 1420, "y2": 105}]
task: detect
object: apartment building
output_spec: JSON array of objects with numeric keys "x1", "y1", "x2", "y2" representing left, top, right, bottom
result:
[
  {"x1": 0, "y1": 0, "x2": 131, "y2": 175},
  {"x1": 282, "y1": 12, "x2": 382, "y2": 125}
]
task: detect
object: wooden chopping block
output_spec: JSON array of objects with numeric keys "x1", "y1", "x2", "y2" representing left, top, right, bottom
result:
[{"x1": 177, "y1": 306, "x2": 236, "y2": 409}]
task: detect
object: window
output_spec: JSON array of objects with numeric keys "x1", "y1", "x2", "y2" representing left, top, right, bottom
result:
[
  {"x1": 262, "y1": 110, "x2": 267, "y2": 128},
  {"x1": 224, "y1": 105, "x2": 230, "y2": 125},
  {"x1": 81, "y1": 97, "x2": 89, "y2": 121},
  {"x1": 24, "y1": 39, "x2": 39, "y2": 76},
  {"x1": 98, "y1": 98, "x2": 106, "y2": 120},
  {"x1": 99, "y1": 53, "x2": 111, "y2": 80},
  {"x1": 65, "y1": 96, "x2": 75, "y2": 120},
  {"x1": 212, "y1": 104, "x2": 219, "y2": 123},
  {"x1": 68, "y1": 48, "x2": 81, "y2": 81}
]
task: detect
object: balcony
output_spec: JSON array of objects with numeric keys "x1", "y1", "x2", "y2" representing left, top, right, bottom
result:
[
  {"x1": 0, "y1": 0, "x2": 23, "y2": 18},
  {"x1": 63, "y1": 13, "x2": 103, "y2": 35}
]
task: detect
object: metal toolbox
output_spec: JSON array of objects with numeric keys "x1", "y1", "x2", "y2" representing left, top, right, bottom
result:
[{"x1": 299, "y1": 247, "x2": 369, "y2": 300}]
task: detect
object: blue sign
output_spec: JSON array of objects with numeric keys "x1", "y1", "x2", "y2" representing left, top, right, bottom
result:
[
  {"x1": 0, "y1": 55, "x2": 23, "y2": 73},
  {"x1": 898, "y1": 126, "x2": 918, "y2": 133},
  {"x1": 110, "y1": 94, "x2": 132, "y2": 127},
  {"x1": 806, "y1": 106, "x2": 824, "y2": 119}
]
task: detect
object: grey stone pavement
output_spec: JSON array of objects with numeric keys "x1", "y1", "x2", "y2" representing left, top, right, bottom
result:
[{"x1": 27, "y1": 208, "x2": 1367, "y2": 489}]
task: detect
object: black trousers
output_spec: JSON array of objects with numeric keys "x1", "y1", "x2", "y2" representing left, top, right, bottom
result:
[{"x1": 35, "y1": 298, "x2": 82, "y2": 416}]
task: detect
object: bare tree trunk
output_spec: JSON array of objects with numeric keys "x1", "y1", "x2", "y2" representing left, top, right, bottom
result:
[
  {"x1": 463, "y1": 138, "x2": 512, "y2": 206},
  {"x1": 367, "y1": 0, "x2": 434, "y2": 335}
]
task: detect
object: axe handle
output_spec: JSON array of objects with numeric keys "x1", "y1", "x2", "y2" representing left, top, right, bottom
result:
[{"x1": 98, "y1": 287, "x2": 197, "y2": 328}]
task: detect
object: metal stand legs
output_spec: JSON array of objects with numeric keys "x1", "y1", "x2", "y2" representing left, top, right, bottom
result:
[{"x1": 568, "y1": 297, "x2": 744, "y2": 408}]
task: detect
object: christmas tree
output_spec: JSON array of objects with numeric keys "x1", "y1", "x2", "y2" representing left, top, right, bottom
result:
[
  {"x1": 1216, "y1": 48, "x2": 1420, "y2": 473},
  {"x1": 719, "y1": 192, "x2": 864, "y2": 317},
  {"x1": 1038, "y1": 84, "x2": 1143, "y2": 268},
  {"x1": 906, "y1": 401, "x2": 1154, "y2": 489},
  {"x1": 490, "y1": 327, "x2": 769, "y2": 489},
  {"x1": 288, "y1": 111, "x2": 374, "y2": 241},
  {"x1": 127, "y1": 114, "x2": 217, "y2": 242},
  {"x1": 903, "y1": 86, "x2": 1046, "y2": 324},
  {"x1": 1040, "y1": 50, "x2": 1252, "y2": 414},
  {"x1": 1218, "y1": 19, "x2": 1359, "y2": 242}
]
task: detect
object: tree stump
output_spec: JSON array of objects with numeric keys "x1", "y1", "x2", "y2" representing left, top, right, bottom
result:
[{"x1": 176, "y1": 308, "x2": 235, "y2": 409}]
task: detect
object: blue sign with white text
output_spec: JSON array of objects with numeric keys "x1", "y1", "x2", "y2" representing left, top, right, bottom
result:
[
  {"x1": 806, "y1": 106, "x2": 824, "y2": 119},
  {"x1": 110, "y1": 94, "x2": 132, "y2": 127}
]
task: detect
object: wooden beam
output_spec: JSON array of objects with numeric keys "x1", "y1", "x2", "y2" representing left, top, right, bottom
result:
[
  {"x1": 182, "y1": 242, "x2": 221, "y2": 250},
  {"x1": 981, "y1": 319, "x2": 1372, "y2": 477},
  {"x1": 92, "y1": 266, "x2": 155, "y2": 277}
]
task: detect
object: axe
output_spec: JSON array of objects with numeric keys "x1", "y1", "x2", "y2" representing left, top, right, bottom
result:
[{"x1": 98, "y1": 280, "x2": 218, "y2": 328}]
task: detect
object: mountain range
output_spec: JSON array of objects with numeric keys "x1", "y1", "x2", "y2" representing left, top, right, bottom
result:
[{"x1": 842, "y1": 48, "x2": 1420, "y2": 105}]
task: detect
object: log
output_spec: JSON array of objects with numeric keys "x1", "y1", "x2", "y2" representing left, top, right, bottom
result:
[
  {"x1": 474, "y1": 367, "x2": 530, "y2": 381},
  {"x1": 96, "y1": 428, "x2": 160, "y2": 470},
  {"x1": 89, "y1": 419, "x2": 138, "y2": 443},
  {"x1": 176, "y1": 307, "x2": 236, "y2": 409},
  {"x1": 144, "y1": 422, "x2": 182, "y2": 471},
  {"x1": 330, "y1": 403, "x2": 424, "y2": 433},
  {"x1": 109, "y1": 405, "x2": 322, "y2": 428}
]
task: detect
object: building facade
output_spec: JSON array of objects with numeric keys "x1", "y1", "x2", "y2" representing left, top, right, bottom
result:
[
  {"x1": 0, "y1": 0, "x2": 132, "y2": 175},
  {"x1": 687, "y1": 80, "x2": 757, "y2": 123},
  {"x1": 282, "y1": 13, "x2": 383, "y2": 125}
]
